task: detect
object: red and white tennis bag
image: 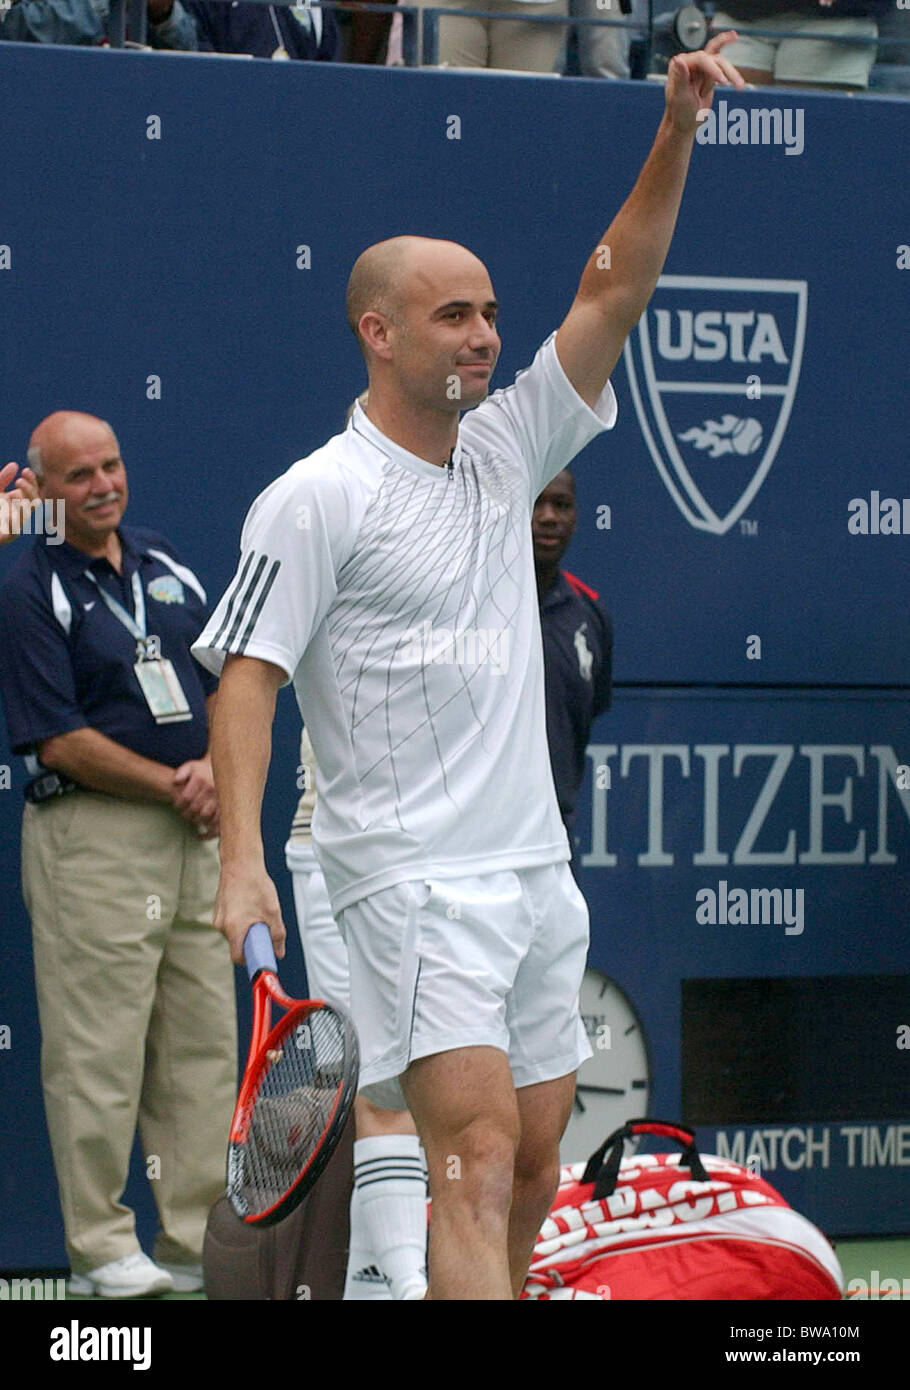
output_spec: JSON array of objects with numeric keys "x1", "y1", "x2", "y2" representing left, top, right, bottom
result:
[{"x1": 521, "y1": 1120, "x2": 844, "y2": 1301}]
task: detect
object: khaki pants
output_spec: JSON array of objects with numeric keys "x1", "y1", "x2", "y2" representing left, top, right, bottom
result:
[
  {"x1": 21, "y1": 791, "x2": 237, "y2": 1273},
  {"x1": 573, "y1": 0, "x2": 648, "y2": 80},
  {"x1": 419, "y1": 0, "x2": 569, "y2": 73}
]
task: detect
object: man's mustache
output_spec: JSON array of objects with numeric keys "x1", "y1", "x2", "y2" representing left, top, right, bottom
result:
[{"x1": 84, "y1": 492, "x2": 122, "y2": 510}]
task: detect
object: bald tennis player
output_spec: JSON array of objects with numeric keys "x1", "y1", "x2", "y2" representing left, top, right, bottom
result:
[{"x1": 194, "y1": 36, "x2": 744, "y2": 1301}]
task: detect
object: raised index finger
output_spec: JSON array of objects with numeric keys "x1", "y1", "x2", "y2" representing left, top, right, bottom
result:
[
  {"x1": 684, "y1": 50, "x2": 739, "y2": 88},
  {"x1": 705, "y1": 29, "x2": 739, "y2": 55}
]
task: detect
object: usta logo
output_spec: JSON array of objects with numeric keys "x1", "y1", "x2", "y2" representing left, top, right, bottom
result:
[{"x1": 653, "y1": 309, "x2": 788, "y2": 364}]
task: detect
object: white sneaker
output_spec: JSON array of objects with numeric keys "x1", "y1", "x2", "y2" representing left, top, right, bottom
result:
[
  {"x1": 67, "y1": 1252, "x2": 174, "y2": 1299},
  {"x1": 157, "y1": 1261, "x2": 204, "y2": 1293}
]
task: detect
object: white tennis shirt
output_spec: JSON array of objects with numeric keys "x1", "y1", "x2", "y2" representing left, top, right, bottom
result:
[{"x1": 193, "y1": 332, "x2": 616, "y2": 913}]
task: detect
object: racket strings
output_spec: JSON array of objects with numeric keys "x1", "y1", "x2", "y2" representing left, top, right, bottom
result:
[{"x1": 234, "y1": 1008, "x2": 348, "y2": 1217}]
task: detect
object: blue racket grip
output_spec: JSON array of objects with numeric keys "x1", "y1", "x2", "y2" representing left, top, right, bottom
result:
[{"x1": 243, "y1": 921, "x2": 277, "y2": 981}]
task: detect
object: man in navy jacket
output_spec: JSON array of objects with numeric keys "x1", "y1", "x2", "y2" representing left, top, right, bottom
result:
[
  {"x1": 186, "y1": 0, "x2": 339, "y2": 59},
  {"x1": 533, "y1": 466, "x2": 613, "y2": 879}
]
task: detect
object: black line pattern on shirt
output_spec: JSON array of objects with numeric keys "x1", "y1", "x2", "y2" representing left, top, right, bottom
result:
[
  {"x1": 223, "y1": 553, "x2": 269, "y2": 652},
  {"x1": 326, "y1": 448, "x2": 527, "y2": 827},
  {"x1": 410, "y1": 449, "x2": 518, "y2": 792},
  {"x1": 236, "y1": 559, "x2": 281, "y2": 655},
  {"x1": 334, "y1": 460, "x2": 473, "y2": 821},
  {"x1": 336, "y1": 430, "x2": 473, "y2": 824},
  {"x1": 209, "y1": 550, "x2": 254, "y2": 650},
  {"x1": 334, "y1": 462, "x2": 458, "y2": 696}
]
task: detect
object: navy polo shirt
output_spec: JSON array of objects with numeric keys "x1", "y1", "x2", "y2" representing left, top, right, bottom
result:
[
  {"x1": 0, "y1": 524, "x2": 218, "y2": 774},
  {"x1": 540, "y1": 569, "x2": 613, "y2": 826}
]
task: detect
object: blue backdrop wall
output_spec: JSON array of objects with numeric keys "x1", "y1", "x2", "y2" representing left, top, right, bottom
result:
[{"x1": 1, "y1": 42, "x2": 908, "y2": 1262}]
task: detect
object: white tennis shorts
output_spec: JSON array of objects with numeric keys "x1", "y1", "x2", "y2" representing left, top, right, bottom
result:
[
  {"x1": 290, "y1": 857, "x2": 352, "y2": 1013},
  {"x1": 338, "y1": 862, "x2": 592, "y2": 1110}
]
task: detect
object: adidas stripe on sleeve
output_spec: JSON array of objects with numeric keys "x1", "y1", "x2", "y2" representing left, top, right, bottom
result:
[{"x1": 192, "y1": 451, "x2": 362, "y2": 683}]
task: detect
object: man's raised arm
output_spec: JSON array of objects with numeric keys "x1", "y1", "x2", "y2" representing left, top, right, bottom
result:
[
  {"x1": 555, "y1": 34, "x2": 744, "y2": 409},
  {"x1": 210, "y1": 653, "x2": 287, "y2": 963}
]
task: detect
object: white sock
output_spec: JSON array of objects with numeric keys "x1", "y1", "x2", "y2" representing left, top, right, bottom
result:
[
  {"x1": 352, "y1": 1135, "x2": 428, "y2": 1300},
  {"x1": 343, "y1": 1182, "x2": 393, "y2": 1301}
]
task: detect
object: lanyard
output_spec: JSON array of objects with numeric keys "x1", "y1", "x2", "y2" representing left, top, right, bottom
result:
[{"x1": 85, "y1": 568, "x2": 148, "y2": 642}]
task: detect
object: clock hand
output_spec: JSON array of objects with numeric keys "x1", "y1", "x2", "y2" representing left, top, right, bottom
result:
[{"x1": 576, "y1": 1084, "x2": 626, "y2": 1096}]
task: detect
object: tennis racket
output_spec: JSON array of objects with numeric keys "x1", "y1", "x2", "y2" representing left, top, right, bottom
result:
[{"x1": 227, "y1": 921, "x2": 359, "y2": 1226}]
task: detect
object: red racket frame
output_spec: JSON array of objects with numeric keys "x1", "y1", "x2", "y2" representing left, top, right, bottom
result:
[{"x1": 229, "y1": 966, "x2": 351, "y2": 1225}]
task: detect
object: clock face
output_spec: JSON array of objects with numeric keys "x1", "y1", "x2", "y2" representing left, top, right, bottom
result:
[{"x1": 560, "y1": 968, "x2": 652, "y2": 1166}]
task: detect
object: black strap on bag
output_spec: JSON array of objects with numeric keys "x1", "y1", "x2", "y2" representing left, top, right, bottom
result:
[{"x1": 581, "y1": 1118, "x2": 710, "y2": 1200}]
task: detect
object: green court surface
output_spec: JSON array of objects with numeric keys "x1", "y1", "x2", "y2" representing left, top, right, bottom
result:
[
  {"x1": 32, "y1": 1236, "x2": 907, "y2": 1300},
  {"x1": 830, "y1": 1239, "x2": 910, "y2": 1299}
]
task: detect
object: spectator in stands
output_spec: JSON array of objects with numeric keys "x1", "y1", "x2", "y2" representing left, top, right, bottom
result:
[
  {"x1": 0, "y1": 462, "x2": 38, "y2": 546},
  {"x1": 336, "y1": 0, "x2": 398, "y2": 64},
  {"x1": 710, "y1": 0, "x2": 886, "y2": 91},
  {"x1": 871, "y1": 1, "x2": 910, "y2": 90},
  {"x1": 186, "y1": 0, "x2": 339, "y2": 59},
  {"x1": 0, "y1": 0, "x2": 196, "y2": 47},
  {"x1": 534, "y1": 466, "x2": 612, "y2": 879},
  {"x1": 0, "y1": 412, "x2": 236, "y2": 1299},
  {"x1": 416, "y1": 0, "x2": 569, "y2": 72},
  {"x1": 571, "y1": 0, "x2": 649, "y2": 80}
]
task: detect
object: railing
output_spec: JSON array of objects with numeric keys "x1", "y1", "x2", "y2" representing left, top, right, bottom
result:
[
  {"x1": 9, "y1": 0, "x2": 904, "y2": 79},
  {"x1": 104, "y1": 0, "x2": 652, "y2": 58}
]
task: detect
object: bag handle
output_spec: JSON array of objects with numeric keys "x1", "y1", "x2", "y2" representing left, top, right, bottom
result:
[{"x1": 581, "y1": 1118, "x2": 709, "y2": 1199}]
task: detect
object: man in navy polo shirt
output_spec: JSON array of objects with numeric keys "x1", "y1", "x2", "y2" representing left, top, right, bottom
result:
[
  {"x1": 0, "y1": 411, "x2": 236, "y2": 1299},
  {"x1": 533, "y1": 466, "x2": 612, "y2": 879}
]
